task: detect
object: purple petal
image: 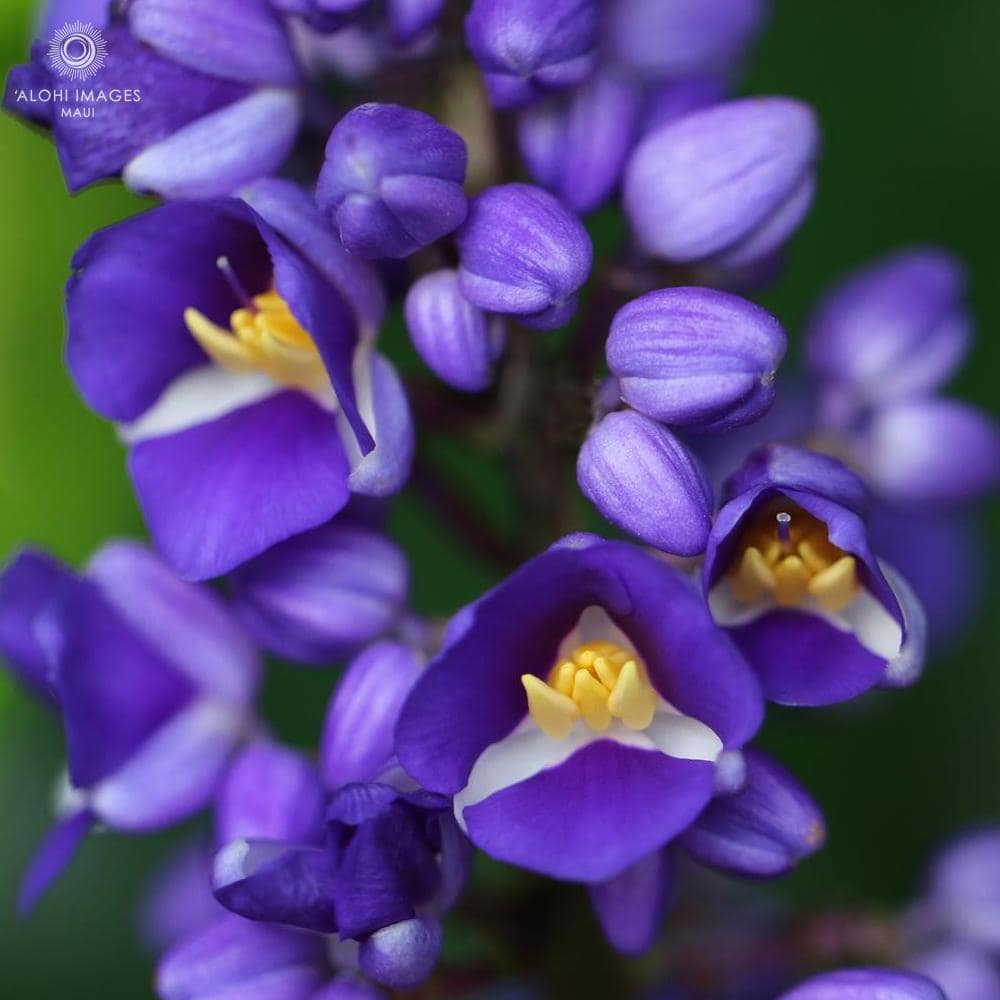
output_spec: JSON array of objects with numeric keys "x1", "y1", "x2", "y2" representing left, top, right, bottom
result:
[
  {"x1": 588, "y1": 849, "x2": 672, "y2": 955},
  {"x1": 386, "y1": 0, "x2": 446, "y2": 45},
  {"x1": 321, "y1": 641, "x2": 422, "y2": 787},
  {"x1": 779, "y1": 967, "x2": 945, "y2": 1000},
  {"x1": 607, "y1": 287, "x2": 787, "y2": 432},
  {"x1": 17, "y1": 809, "x2": 93, "y2": 914},
  {"x1": 358, "y1": 917, "x2": 442, "y2": 990},
  {"x1": 853, "y1": 399, "x2": 1000, "y2": 508},
  {"x1": 66, "y1": 199, "x2": 270, "y2": 422},
  {"x1": 0, "y1": 548, "x2": 73, "y2": 704},
  {"x1": 311, "y1": 975, "x2": 385, "y2": 1000},
  {"x1": 87, "y1": 541, "x2": 260, "y2": 706},
  {"x1": 157, "y1": 915, "x2": 326, "y2": 1000},
  {"x1": 38, "y1": 0, "x2": 112, "y2": 36},
  {"x1": 128, "y1": 391, "x2": 351, "y2": 580},
  {"x1": 463, "y1": 741, "x2": 714, "y2": 882},
  {"x1": 607, "y1": 0, "x2": 766, "y2": 81},
  {"x1": 216, "y1": 742, "x2": 325, "y2": 846},
  {"x1": 624, "y1": 97, "x2": 819, "y2": 265},
  {"x1": 231, "y1": 523, "x2": 408, "y2": 665},
  {"x1": 909, "y1": 944, "x2": 1000, "y2": 1000},
  {"x1": 642, "y1": 76, "x2": 727, "y2": 135},
  {"x1": 213, "y1": 840, "x2": 338, "y2": 933},
  {"x1": 518, "y1": 70, "x2": 642, "y2": 215},
  {"x1": 577, "y1": 410, "x2": 714, "y2": 555},
  {"x1": 404, "y1": 269, "x2": 503, "y2": 392},
  {"x1": 128, "y1": 0, "x2": 300, "y2": 87},
  {"x1": 241, "y1": 178, "x2": 386, "y2": 333},
  {"x1": 139, "y1": 841, "x2": 221, "y2": 952},
  {"x1": 123, "y1": 88, "x2": 302, "y2": 200},
  {"x1": 680, "y1": 748, "x2": 825, "y2": 877},
  {"x1": 397, "y1": 537, "x2": 762, "y2": 796},
  {"x1": 457, "y1": 183, "x2": 593, "y2": 328},
  {"x1": 806, "y1": 248, "x2": 970, "y2": 405},
  {"x1": 926, "y1": 828, "x2": 1000, "y2": 950}
]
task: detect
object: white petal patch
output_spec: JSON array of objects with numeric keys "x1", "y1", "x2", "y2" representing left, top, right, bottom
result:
[
  {"x1": 708, "y1": 580, "x2": 902, "y2": 659},
  {"x1": 119, "y1": 366, "x2": 279, "y2": 444}
]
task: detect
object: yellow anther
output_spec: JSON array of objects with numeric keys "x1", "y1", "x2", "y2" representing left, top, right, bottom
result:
[
  {"x1": 592, "y1": 655, "x2": 620, "y2": 689},
  {"x1": 521, "y1": 674, "x2": 579, "y2": 740},
  {"x1": 773, "y1": 554, "x2": 810, "y2": 606},
  {"x1": 573, "y1": 669, "x2": 612, "y2": 731},
  {"x1": 808, "y1": 555, "x2": 859, "y2": 613},
  {"x1": 607, "y1": 660, "x2": 658, "y2": 731},
  {"x1": 184, "y1": 290, "x2": 328, "y2": 394},
  {"x1": 552, "y1": 661, "x2": 576, "y2": 696},
  {"x1": 729, "y1": 546, "x2": 776, "y2": 603}
]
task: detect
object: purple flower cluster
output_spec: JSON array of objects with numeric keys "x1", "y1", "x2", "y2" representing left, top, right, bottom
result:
[{"x1": 1, "y1": 0, "x2": 998, "y2": 997}]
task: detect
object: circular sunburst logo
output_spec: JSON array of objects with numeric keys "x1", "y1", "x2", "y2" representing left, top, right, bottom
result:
[{"x1": 47, "y1": 21, "x2": 107, "y2": 81}]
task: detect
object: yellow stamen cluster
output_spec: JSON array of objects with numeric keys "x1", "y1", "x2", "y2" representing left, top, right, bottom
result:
[
  {"x1": 521, "y1": 641, "x2": 659, "y2": 740},
  {"x1": 184, "y1": 290, "x2": 328, "y2": 394},
  {"x1": 727, "y1": 500, "x2": 859, "y2": 613}
]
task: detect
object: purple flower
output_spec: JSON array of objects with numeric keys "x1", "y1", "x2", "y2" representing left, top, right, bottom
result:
[
  {"x1": 229, "y1": 520, "x2": 409, "y2": 665},
  {"x1": 464, "y1": 0, "x2": 600, "y2": 109},
  {"x1": 606, "y1": 0, "x2": 767, "y2": 82},
  {"x1": 624, "y1": 97, "x2": 819, "y2": 269},
  {"x1": 606, "y1": 287, "x2": 787, "y2": 432},
  {"x1": 1, "y1": 541, "x2": 260, "y2": 912},
  {"x1": 909, "y1": 944, "x2": 1000, "y2": 1000},
  {"x1": 396, "y1": 534, "x2": 763, "y2": 883},
  {"x1": 316, "y1": 103, "x2": 468, "y2": 259},
  {"x1": 806, "y1": 249, "x2": 971, "y2": 408},
  {"x1": 457, "y1": 183, "x2": 593, "y2": 330},
  {"x1": 404, "y1": 269, "x2": 505, "y2": 392},
  {"x1": 66, "y1": 196, "x2": 412, "y2": 580},
  {"x1": 778, "y1": 967, "x2": 945, "y2": 1000},
  {"x1": 642, "y1": 76, "x2": 727, "y2": 136},
  {"x1": 5, "y1": 1, "x2": 302, "y2": 198},
  {"x1": 704, "y1": 445, "x2": 926, "y2": 706},
  {"x1": 517, "y1": 70, "x2": 643, "y2": 215},
  {"x1": 271, "y1": 0, "x2": 370, "y2": 34},
  {"x1": 577, "y1": 410, "x2": 714, "y2": 555}
]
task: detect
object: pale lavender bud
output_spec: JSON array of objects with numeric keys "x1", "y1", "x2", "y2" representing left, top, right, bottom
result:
[{"x1": 358, "y1": 917, "x2": 443, "y2": 990}]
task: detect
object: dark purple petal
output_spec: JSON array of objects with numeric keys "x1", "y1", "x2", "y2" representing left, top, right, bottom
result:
[
  {"x1": 728, "y1": 612, "x2": 888, "y2": 707},
  {"x1": 87, "y1": 541, "x2": 260, "y2": 706},
  {"x1": 464, "y1": 0, "x2": 599, "y2": 108},
  {"x1": 241, "y1": 178, "x2": 386, "y2": 333},
  {"x1": 397, "y1": 536, "x2": 762, "y2": 796},
  {"x1": 122, "y1": 88, "x2": 303, "y2": 200},
  {"x1": 642, "y1": 76, "x2": 726, "y2": 136},
  {"x1": 17, "y1": 810, "x2": 93, "y2": 914},
  {"x1": 156, "y1": 914, "x2": 326, "y2": 1000},
  {"x1": 317, "y1": 103, "x2": 467, "y2": 259},
  {"x1": 128, "y1": 0, "x2": 300, "y2": 86},
  {"x1": 680, "y1": 748, "x2": 825, "y2": 876},
  {"x1": 213, "y1": 840, "x2": 338, "y2": 933},
  {"x1": 230, "y1": 524, "x2": 408, "y2": 665},
  {"x1": 778, "y1": 967, "x2": 945, "y2": 1000},
  {"x1": 806, "y1": 248, "x2": 970, "y2": 405},
  {"x1": 588, "y1": 849, "x2": 672, "y2": 955},
  {"x1": 607, "y1": 0, "x2": 766, "y2": 81},
  {"x1": 129, "y1": 392, "x2": 351, "y2": 581},
  {"x1": 607, "y1": 287, "x2": 787, "y2": 432},
  {"x1": 0, "y1": 548, "x2": 73, "y2": 704},
  {"x1": 853, "y1": 399, "x2": 1000, "y2": 508},
  {"x1": 66, "y1": 198, "x2": 270, "y2": 421},
  {"x1": 54, "y1": 576, "x2": 193, "y2": 787},
  {"x1": 463, "y1": 741, "x2": 715, "y2": 882},
  {"x1": 518, "y1": 70, "x2": 642, "y2": 215},
  {"x1": 216, "y1": 741, "x2": 325, "y2": 846},
  {"x1": 577, "y1": 410, "x2": 714, "y2": 555},
  {"x1": 624, "y1": 97, "x2": 819, "y2": 266},
  {"x1": 404, "y1": 270, "x2": 503, "y2": 392},
  {"x1": 457, "y1": 183, "x2": 593, "y2": 329},
  {"x1": 321, "y1": 641, "x2": 422, "y2": 787},
  {"x1": 312, "y1": 975, "x2": 385, "y2": 1000},
  {"x1": 358, "y1": 917, "x2": 442, "y2": 990},
  {"x1": 39, "y1": 0, "x2": 112, "y2": 36}
]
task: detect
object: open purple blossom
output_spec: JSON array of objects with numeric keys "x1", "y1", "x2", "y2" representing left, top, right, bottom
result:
[
  {"x1": 0, "y1": 541, "x2": 261, "y2": 912},
  {"x1": 705, "y1": 445, "x2": 926, "y2": 706},
  {"x1": 464, "y1": 0, "x2": 600, "y2": 109},
  {"x1": 316, "y1": 103, "x2": 468, "y2": 259},
  {"x1": 5, "y1": 0, "x2": 303, "y2": 198},
  {"x1": 66, "y1": 194, "x2": 413, "y2": 580},
  {"x1": 457, "y1": 183, "x2": 593, "y2": 330},
  {"x1": 624, "y1": 96, "x2": 819, "y2": 271}
]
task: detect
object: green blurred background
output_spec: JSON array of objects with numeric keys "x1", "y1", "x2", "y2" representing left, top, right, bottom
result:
[{"x1": 1, "y1": 0, "x2": 999, "y2": 995}]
